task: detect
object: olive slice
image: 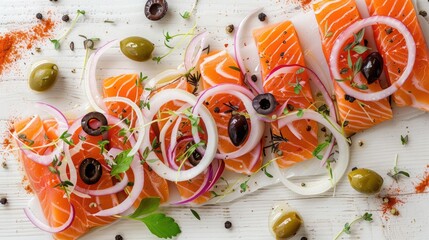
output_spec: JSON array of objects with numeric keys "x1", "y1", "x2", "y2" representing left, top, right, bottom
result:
[
  {"x1": 145, "y1": 0, "x2": 168, "y2": 21},
  {"x1": 252, "y1": 93, "x2": 278, "y2": 115},
  {"x1": 79, "y1": 158, "x2": 102, "y2": 185},
  {"x1": 228, "y1": 114, "x2": 249, "y2": 147},
  {"x1": 81, "y1": 112, "x2": 108, "y2": 136},
  {"x1": 187, "y1": 142, "x2": 203, "y2": 166}
]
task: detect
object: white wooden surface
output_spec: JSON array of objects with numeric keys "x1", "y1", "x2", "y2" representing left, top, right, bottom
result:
[{"x1": 1, "y1": 0, "x2": 429, "y2": 239}]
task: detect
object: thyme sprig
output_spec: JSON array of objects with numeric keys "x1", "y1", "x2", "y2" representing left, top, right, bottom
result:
[
  {"x1": 180, "y1": 0, "x2": 199, "y2": 19},
  {"x1": 49, "y1": 156, "x2": 74, "y2": 198},
  {"x1": 263, "y1": 129, "x2": 288, "y2": 155},
  {"x1": 387, "y1": 154, "x2": 410, "y2": 181},
  {"x1": 50, "y1": 10, "x2": 86, "y2": 49},
  {"x1": 333, "y1": 212, "x2": 373, "y2": 240},
  {"x1": 153, "y1": 24, "x2": 196, "y2": 63}
]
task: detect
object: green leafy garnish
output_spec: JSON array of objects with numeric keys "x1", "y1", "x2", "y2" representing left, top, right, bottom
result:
[
  {"x1": 49, "y1": 156, "x2": 74, "y2": 198},
  {"x1": 180, "y1": 0, "x2": 199, "y2": 19},
  {"x1": 334, "y1": 212, "x2": 373, "y2": 240},
  {"x1": 60, "y1": 131, "x2": 75, "y2": 146},
  {"x1": 387, "y1": 154, "x2": 410, "y2": 181},
  {"x1": 351, "y1": 82, "x2": 368, "y2": 90},
  {"x1": 190, "y1": 209, "x2": 201, "y2": 220},
  {"x1": 153, "y1": 24, "x2": 196, "y2": 63},
  {"x1": 50, "y1": 9, "x2": 86, "y2": 49},
  {"x1": 240, "y1": 179, "x2": 250, "y2": 192},
  {"x1": 125, "y1": 197, "x2": 181, "y2": 239},
  {"x1": 78, "y1": 135, "x2": 87, "y2": 141},
  {"x1": 400, "y1": 135, "x2": 408, "y2": 145},
  {"x1": 297, "y1": 109, "x2": 304, "y2": 118},
  {"x1": 292, "y1": 79, "x2": 303, "y2": 95},
  {"x1": 17, "y1": 133, "x2": 35, "y2": 146},
  {"x1": 110, "y1": 149, "x2": 134, "y2": 177},
  {"x1": 137, "y1": 72, "x2": 148, "y2": 86},
  {"x1": 97, "y1": 140, "x2": 110, "y2": 154},
  {"x1": 295, "y1": 67, "x2": 305, "y2": 75},
  {"x1": 262, "y1": 166, "x2": 273, "y2": 178},
  {"x1": 352, "y1": 45, "x2": 370, "y2": 54},
  {"x1": 313, "y1": 141, "x2": 330, "y2": 160},
  {"x1": 324, "y1": 22, "x2": 333, "y2": 38},
  {"x1": 228, "y1": 66, "x2": 241, "y2": 72}
]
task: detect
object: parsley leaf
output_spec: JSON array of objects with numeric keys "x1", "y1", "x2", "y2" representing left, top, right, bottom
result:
[
  {"x1": 141, "y1": 213, "x2": 181, "y2": 239},
  {"x1": 128, "y1": 197, "x2": 160, "y2": 218},
  {"x1": 400, "y1": 135, "x2": 408, "y2": 145},
  {"x1": 190, "y1": 209, "x2": 201, "y2": 220},
  {"x1": 110, "y1": 149, "x2": 134, "y2": 176}
]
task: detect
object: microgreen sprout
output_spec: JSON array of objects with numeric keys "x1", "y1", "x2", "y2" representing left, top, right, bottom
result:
[
  {"x1": 50, "y1": 10, "x2": 86, "y2": 49},
  {"x1": 387, "y1": 154, "x2": 410, "y2": 181},
  {"x1": 333, "y1": 212, "x2": 373, "y2": 240}
]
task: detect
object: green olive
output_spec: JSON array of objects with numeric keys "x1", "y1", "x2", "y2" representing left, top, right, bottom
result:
[
  {"x1": 120, "y1": 36, "x2": 154, "y2": 62},
  {"x1": 272, "y1": 212, "x2": 302, "y2": 239},
  {"x1": 348, "y1": 168, "x2": 383, "y2": 194},
  {"x1": 28, "y1": 62, "x2": 58, "y2": 91}
]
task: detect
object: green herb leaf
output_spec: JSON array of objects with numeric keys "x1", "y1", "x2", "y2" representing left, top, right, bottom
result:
[
  {"x1": 210, "y1": 191, "x2": 220, "y2": 197},
  {"x1": 293, "y1": 81, "x2": 302, "y2": 95},
  {"x1": 141, "y1": 213, "x2": 181, "y2": 239},
  {"x1": 128, "y1": 197, "x2": 160, "y2": 219},
  {"x1": 396, "y1": 171, "x2": 410, "y2": 178},
  {"x1": 262, "y1": 167, "x2": 273, "y2": 178},
  {"x1": 180, "y1": 11, "x2": 191, "y2": 19},
  {"x1": 77, "y1": 9, "x2": 86, "y2": 15},
  {"x1": 352, "y1": 45, "x2": 370, "y2": 54},
  {"x1": 297, "y1": 109, "x2": 304, "y2": 118},
  {"x1": 295, "y1": 68, "x2": 305, "y2": 75},
  {"x1": 351, "y1": 82, "x2": 368, "y2": 90},
  {"x1": 354, "y1": 28, "x2": 365, "y2": 44},
  {"x1": 78, "y1": 135, "x2": 86, "y2": 141},
  {"x1": 400, "y1": 135, "x2": 408, "y2": 145},
  {"x1": 50, "y1": 39, "x2": 60, "y2": 49},
  {"x1": 340, "y1": 68, "x2": 349, "y2": 75},
  {"x1": 60, "y1": 131, "x2": 75, "y2": 146},
  {"x1": 347, "y1": 50, "x2": 353, "y2": 70},
  {"x1": 97, "y1": 140, "x2": 110, "y2": 154},
  {"x1": 362, "y1": 212, "x2": 373, "y2": 221},
  {"x1": 110, "y1": 149, "x2": 133, "y2": 176},
  {"x1": 240, "y1": 179, "x2": 249, "y2": 192},
  {"x1": 228, "y1": 66, "x2": 241, "y2": 72},
  {"x1": 312, "y1": 141, "x2": 330, "y2": 160},
  {"x1": 190, "y1": 209, "x2": 201, "y2": 220},
  {"x1": 353, "y1": 57, "x2": 363, "y2": 76}
]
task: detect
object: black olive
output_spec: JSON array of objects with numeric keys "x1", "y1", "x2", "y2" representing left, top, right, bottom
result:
[
  {"x1": 145, "y1": 0, "x2": 168, "y2": 21},
  {"x1": 252, "y1": 93, "x2": 278, "y2": 115},
  {"x1": 187, "y1": 142, "x2": 203, "y2": 166},
  {"x1": 361, "y1": 52, "x2": 383, "y2": 85},
  {"x1": 81, "y1": 112, "x2": 108, "y2": 136},
  {"x1": 228, "y1": 114, "x2": 249, "y2": 147},
  {"x1": 79, "y1": 158, "x2": 102, "y2": 185}
]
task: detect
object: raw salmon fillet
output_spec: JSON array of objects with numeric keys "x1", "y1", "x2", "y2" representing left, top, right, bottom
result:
[
  {"x1": 313, "y1": 0, "x2": 393, "y2": 136},
  {"x1": 365, "y1": 0, "x2": 429, "y2": 110},
  {"x1": 253, "y1": 21, "x2": 318, "y2": 168},
  {"x1": 200, "y1": 50, "x2": 263, "y2": 174}
]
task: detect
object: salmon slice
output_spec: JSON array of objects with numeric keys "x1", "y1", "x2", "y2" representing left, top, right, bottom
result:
[
  {"x1": 313, "y1": 0, "x2": 393, "y2": 136},
  {"x1": 103, "y1": 73, "x2": 144, "y2": 124},
  {"x1": 365, "y1": 0, "x2": 429, "y2": 110},
  {"x1": 200, "y1": 50, "x2": 263, "y2": 174},
  {"x1": 253, "y1": 21, "x2": 318, "y2": 168},
  {"x1": 14, "y1": 117, "x2": 119, "y2": 240}
]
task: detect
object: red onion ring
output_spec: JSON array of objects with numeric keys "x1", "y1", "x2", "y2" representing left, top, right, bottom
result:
[
  {"x1": 184, "y1": 31, "x2": 209, "y2": 71},
  {"x1": 192, "y1": 84, "x2": 264, "y2": 160},
  {"x1": 173, "y1": 166, "x2": 213, "y2": 205},
  {"x1": 24, "y1": 202, "x2": 75, "y2": 233},
  {"x1": 330, "y1": 16, "x2": 416, "y2": 101},
  {"x1": 167, "y1": 136, "x2": 193, "y2": 171},
  {"x1": 15, "y1": 102, "x2": 68, "y2": 166},
  {"x1": 85, "y1": 40, "x2": 119, "y2": 113}
]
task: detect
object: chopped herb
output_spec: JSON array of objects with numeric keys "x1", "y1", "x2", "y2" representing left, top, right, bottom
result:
[
  {"x1": 292, "y1": 78, "x2": 303, "y2": 95},
  {"x1": 50, "y1": 157, "x2": 74, "y2": 198},
  {"x1": 210, "y1": 191, "x2": 221, "y2": 198},
  {"x1": 352, "y1": 45, "x2": 370, "y2": 54},
  {"x1": 240, "y1": 179, "x2": 250, "y2": 192},
  {"x1": 400, "y1": 135, "x2": 408, "y2": 145},
  {"x1": 262, "y1": 166, "x2": 273, "y2": 178},
  {"x1": 324, "y1": 22, "x2": 333, "y2": 38},
  {"x1": 153, "y1": 25, "x2": 196, "y2": 63},
  {"x1": 351, "y1": 82, "x2": 368, "y2": 90},
  {"x1": 340, "y1": 68, "x2": 349, "y2": 75},
  {"x1": 313, "y1": 140, "x2": 330, "y2": 160},
  {"x1": 50, "y1": 9, "x2": 86, "y2": 49},
  {"x1": 97, "y1": 140, "x2": 110, "y2": 154},
  {"x1": 137, "y1": 72, "x2": 148, "y2": 86},
  {"x1": 17, "y1": 133, "x2": 34, "y2": 146},
  {"x1": 104, "y1": 20, "x2": 115, "y2": 23},
  {"x1": 185, "y1": 69, "x2": 201, "y2": 94},
  {"x1": 110, "y1": 149, "x2": 134, "y2": 177},
  {"x1": 264, "y1": 129, "x2": 288, "y2": 154},
  {"x1": 125, "y1": 197, "x2": 181, "y2": 239},
  {"x1": 333, "y1": 213, "x2": 373, "y2": 240},
  {"x1": 295, "y1": 67, "x2": 305, "y2": 75},
  {"x1": 297, "y1": 109, "x2": 304, "y2": 118},
  {"x1": 190, "y1": 209, "x2": 201, "y2": 220},
  {"x1": 60, "y1": 131, "x2": 75, "y2": 146},
  {"x1": 387, "y1": 154, "x2": 410, "y2": 181},
  {"x1": 228, "y1": 66, "x2": 241, "y2": 72},
  {"x1": 180, "y1": 0, "x2": 199, "y2": 19},
  {"x1": 353, "y1": 57, "x2": 363, "y2": 76},
  {"x1": 78, "y1": 135, "x2": 86, "y2": 141}
]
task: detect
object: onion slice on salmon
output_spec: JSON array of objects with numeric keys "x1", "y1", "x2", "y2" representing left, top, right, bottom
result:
[
  {"x1": 24, "y1": 201, "x2": 75, "y2": 233},
  {"x1": 192, "y1": 84, "x2": 264, "y2": 160},
  {"x1": 184, "y1": 31, "x2": 209, "y2": 71},
  {"x1": 15, "y1": 102, "x2": 68, "y2": 166},
  {"x1": 275, "y1": 110, "x2": 349, "y2": 195},
  {"x1": 330, "y1": 16, "x2": 416, "y2": 101},
  {"x1": 142, "y1": 89, "x2": 218, "y2": 182}
]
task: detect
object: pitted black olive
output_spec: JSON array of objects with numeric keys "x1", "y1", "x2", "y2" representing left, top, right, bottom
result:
[
  {"x1": 361, "y1": 52, "x2": 383, "y2": 84},
  {"x1": 187, "y1": 143, "x2": 203, "y2": 166},
  {"x1": 79, "y1": 158, "x2": 102, "y2": 185},
  {"x1": 145, "y1": 0, "x2": 168, "y2": 21},
  {"x1": 228, "y1": 114, "x2": 249, "y2": 146},
  {"x1": 252, "y1": 93, "x2": 278, "y2": 115},
  {"x1": 81, "y1": 112, "x2": 108, "y2": 136}
]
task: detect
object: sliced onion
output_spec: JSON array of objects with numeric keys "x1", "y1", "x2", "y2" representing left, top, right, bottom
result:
[
  {"x1": 330, "y1": 16, "x2": 416, "y2": 101},
  {"x1": 140, "y1": 69, "x2": 185, "y2": 101},
  {"x1": 15, "y1": 103, "x2": 68, "y2": 166},
  {"x1": 103, "y1": 97, "x2": 145, "y2": 157},
  {"x1": 244, "y1": 73, "x2": 264, "y2": 95},
  {"x1": 24, "y1": 202, "x2": 75, "y2": 233},
  {"x1": 173, "y1": 166, "x2": 213, "y2": 205},
  {"x1": 141, "y1": 89, "x2": 218, "y2": 182},
  {"x1": 192, "y1": 84, "x2": 264, "y2": 159},
  {"x1": 184, "y1": 31, "x2": 209, "y2": 71},
  {"x1": 205, "y1": 159, "x2": 225, "y2": 191},
  {"x1": 275, "y1": 110, "x2": 349, "y2": 195},
  {"x1": 167, "y1": 135, "x2": 192, "y2": 171},
  {"x1": 93, "y1": 146, "x2": 144, "y2": 216},
  {"x1": 74, "y1": 173, "x2": 128, "y2": 196},
  {"x1": 85, "y1": 40, "x2": 119, "y2": 113}
]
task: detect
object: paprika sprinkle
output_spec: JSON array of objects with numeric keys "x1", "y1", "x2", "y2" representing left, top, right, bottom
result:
[
  {"x1": 0, "y1": 18, "x2": 55, "y2": 74},
  {"x1": 415, "y1": 165, "x2": 429, "y2": 193}
]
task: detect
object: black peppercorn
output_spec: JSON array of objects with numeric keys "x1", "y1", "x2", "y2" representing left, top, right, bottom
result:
[
  {"x1": 251, "y1": 74, "x2": 257, "y2": 82},
  {"x1": 36, "y1": 13, "x2": 43, "y2": 20},
  {"x1": 301, "y1": 237, "x2": 308, "y2": 240},
  {"x1": 224, "y1": 221, "x2": 232, "y2": 229},
  {"x1": 258, "y1": 12, "x2": 267, "y2": 21},
  {"x1": 214, "y1": 107, "x2": 220, "y2": 113},
  {"x1": 0, "y1": 197, "x2": 7, "y2": 205},
  {"x1": 62, "y1": 14, "x2": 70, "y2": 22},
  {"x1": 115, "y1": 235, "x2": 123, "y2": 240},
  {"x1": 70, "y1": 41, "x2": 75, "y2": 51},
  {"x1": 225, "y1": 24, "x2": 234, "y2": 34}
]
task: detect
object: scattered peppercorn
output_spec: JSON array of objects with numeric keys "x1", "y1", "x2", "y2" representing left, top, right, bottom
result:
[
  {"x1": 258, "y1": 12, "x2": 267, "y2": 21},
  {"x1": 419, "y1": 10, "x2": 427, "y2": 17},
  {"x1": 358, "y1": 140, "x2": 364, "y2": 147},
  {"x1": 214, "y1": 107, "x2": 220, "y2": 113},
  {"x1": 344, "y1": 94, "x2": 355, "y2": 103},
  {"x1": 0, "y1": 197, "x2": 7, "y2": 205},
  {"x1": 352, "y1": 167, "x2": 358, "y2": 171},
  {"x1": 225, "y1": 24, "x2": 234, "y2": 34},
  {"x1": 62, "y1": 14, "x2": 70, "y2": 22},
  {"x1": 301, "y1": 183, "x2": 306, "y2": 187},
  {"x1": 321, "y1": 127, "x2": 326, "y2": 132},
  {"x1": 224, "y1": 221, "x2": 232, "y2": 229},
  {"x1": 69, "y1": 41, "x2": 75, "y2": 51},
  {"x1": 301, "y1": 237, "x2": 308, "y2": 240},
  {"x1": 115, "y1": 235, "x2": 123, "y2": 240},
  {"x1": 71, "y1": 69, "x2": 76, "y2": 73},
  {"x1": 385, "y1": 27, "x2": 393, "y2": 34},
  {"x1": 36, "y1": 13, "x2": 43, "y2": 20},
  {"x1": 306, "y1": 125, "x2": 312, "y2": 131},
  {"x1": 251, "y1": 74, "x2": 258, "y2": 82},
  {"x1": 2, "y1": 162, "x2": 7, "y2": 169}
]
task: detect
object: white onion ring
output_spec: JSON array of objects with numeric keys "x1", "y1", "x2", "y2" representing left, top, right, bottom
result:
[
  {"x1": 330, "y1": 16, "x2": 416, "y2": 101},
  {"x1": 192, "y1": 84, "x2": 264, "y2": 159},
  {"x1": 275, "y1": 110, "x2": 349, "y2": 195},
  {"x1": 103, "y1": 97, "x2": 145, "y2": 157},
  {"x1": 24, "y1": 201, "x2": 75, "y2": 233},
  {"x1": 74, "y1": 173, "x2": 128, "y2": 196},
  {"x1": 93, "y1": 146, "x2": 144, "y2": 216},
  {"x1": 184, "y1": 31, "x2": 209, "y2": 71},
  {"x1": 15, "y1": 103, "x2": 68, "y2": 166},
  {"x1": 141, "y1": 89, "x2": 218, "y2": 182},
  {"x1": 85, "y1": 40, "x2": 119, "y2": 113},
  {"x1": 140, "y1": 69, "x2": 185, "y2": 101}
]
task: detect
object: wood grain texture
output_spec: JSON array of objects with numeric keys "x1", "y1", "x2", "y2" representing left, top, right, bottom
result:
[{"x1": 0, "y1": 0, "x2": 429, "y2": 239}]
